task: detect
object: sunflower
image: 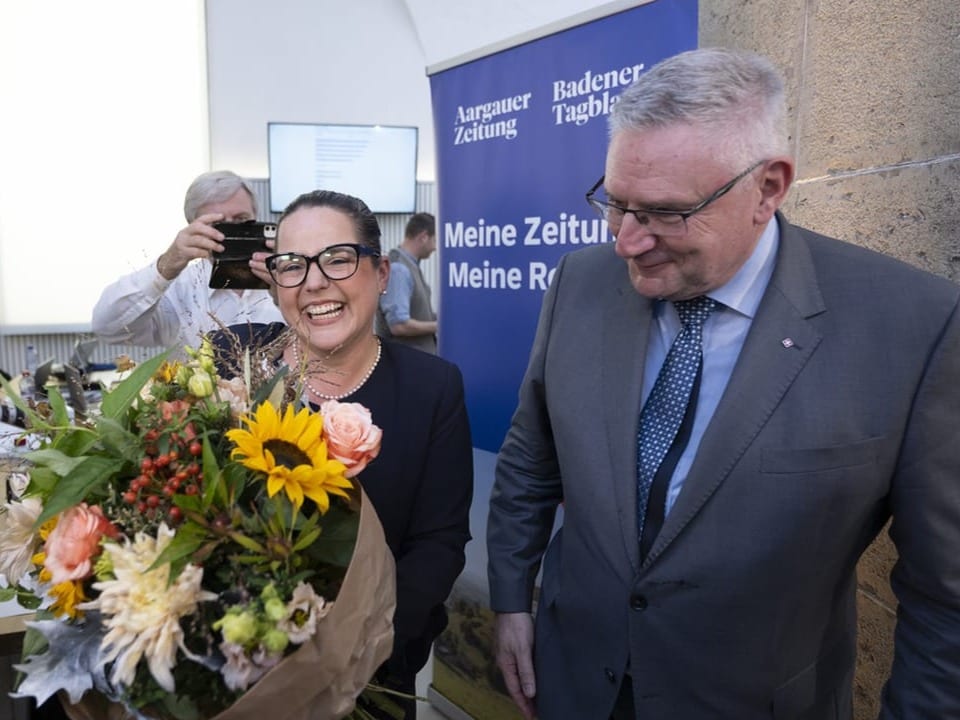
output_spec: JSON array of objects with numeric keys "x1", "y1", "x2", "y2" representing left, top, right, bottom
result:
[{"x1": 226, "y1": 402, "x2": 352, "y2": 512}]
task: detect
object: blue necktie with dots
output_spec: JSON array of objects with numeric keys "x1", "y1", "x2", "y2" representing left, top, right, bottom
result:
[{"x1": 637, "y1": 296, "x2": 716, "y2": 550}]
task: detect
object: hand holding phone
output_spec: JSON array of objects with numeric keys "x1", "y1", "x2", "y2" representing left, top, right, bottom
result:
[{"x1": 209, "y1": 222, "x2": 277, "y2": 289}]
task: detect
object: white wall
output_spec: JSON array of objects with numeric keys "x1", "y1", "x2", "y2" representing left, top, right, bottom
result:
[
  {"x1": 205, "y1": 0, "x2": 436, "y2": 181},
  {"x1": 0, "y1": 2, "x2": 209, "y2": 330},
  {"x1": 204, "y1": 0, "x2": 633, "y2": 182},
  {"x1": 406, "y1": 0, "x2": 642, "y2": 68}
]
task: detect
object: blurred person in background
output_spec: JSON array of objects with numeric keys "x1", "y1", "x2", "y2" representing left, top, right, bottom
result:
[
  {"x1": 92, "y1": 170, "x2": 282, "y2": 353},
  {"x1": 376, "y1": 212, "x2": 438, "y2": 353}
]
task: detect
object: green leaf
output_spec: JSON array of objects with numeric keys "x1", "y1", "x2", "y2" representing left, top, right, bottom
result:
[
  {"x1": 291, "y1": 526, "x2": 321, "y2": 553},
  {"x1": 189, "y1": 540, "x2": 222, "y2": 566},
  {"x1": 0, "y1": 373, "x2": 17, "y2": 400},
  {"x1": 44, "y1": 387, "x2": 71, "y2": 426},
  {"x1": 0, "y1": 586, "x2": 14, "y2": 602},
  {"x1": 15, "y1": 590, "x2": 43, "y2": 610},
  {"x1": 36, "y1": 456, "x2": 126, "y2": 524},
  {"x1": 251, "y1": 366, "x2": 288, "y2": 406},
  {"x1": 0, "y1": 375, "x2": 50, "y2": 431},
  {"x1": 295, "y1": 510, "x2": 319, "y2": 537},
  {"x1": 27, "y1": 448, "x2": 85, "y2": 477},
  {"x1": 171, "y1": 494, "x2": 203, "y2": 514},
  {"x1": 96, "y1": 417, "x2": 142, "y2": 462},
  {"x1": 20, "y1": 623, "x2": 50, "y2": 662},
  {"x1": 149, "y1": 522, "x2": 211, "y2": 579},
  {"x1": 226, "y1": 531, "x2": 267, "y2": 554},
  {"x1": 303, "y1": 503, "x2": 359, "y2": 567},
  {"x1": 221, "y1": 462, "x2": 250, "y2": 505},
  {"x1": 50, "y1": 426, "x2": 99, "y2": 456},
  {"x1": 97, "y1": 352, "x2": 170, "y2": 419},
  {"x1": 25, "y1": 466, "x2": 61, "y2": 496},
  {"x1": 157, "y1": 688, "x2": 204, "y2": 720},
  {"x1": 265, "y1": 508, "x2": 285, "y2": 537},
  {"x1": 201, "y1": 435, "x2": 224, "y2": 507}
]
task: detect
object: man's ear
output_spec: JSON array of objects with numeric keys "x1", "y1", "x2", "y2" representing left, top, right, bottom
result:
[{"x1": 755, "y1": 157, "x2": 795, "y2": 224}]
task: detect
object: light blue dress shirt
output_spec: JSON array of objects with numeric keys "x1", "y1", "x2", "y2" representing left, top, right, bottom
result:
[
  {"x1": 380, "y1": 247, "x2": 417, "y2": 325},
  {"x1": 641, "y1": 218, "x2": 780, "y2": 517}
]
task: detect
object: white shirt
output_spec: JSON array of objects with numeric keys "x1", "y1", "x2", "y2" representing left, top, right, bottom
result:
[{"x1": 91, "y1": 259, "x2": 283, "y2": 353}]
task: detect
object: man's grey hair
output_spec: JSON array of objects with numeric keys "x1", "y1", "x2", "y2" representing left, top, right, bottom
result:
[
  {"x1": 609, "y1": 47, "x2": 790, "y2": 167},
  {"x1": 183, "y1": 170, "x2": 258, "y2": 222}
]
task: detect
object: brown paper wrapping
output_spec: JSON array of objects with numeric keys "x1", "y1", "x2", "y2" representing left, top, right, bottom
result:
[
  {"x1": 62, "y1": 489, "x2": 396, "y2": 720},
  {"x1": 59, "y1": 692, "x2": 132, "y2": 720}
]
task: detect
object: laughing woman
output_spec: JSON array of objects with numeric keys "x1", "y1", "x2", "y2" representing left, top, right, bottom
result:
[{"x1": 210, "y1": 190, "x2": 473, "y2": 719}]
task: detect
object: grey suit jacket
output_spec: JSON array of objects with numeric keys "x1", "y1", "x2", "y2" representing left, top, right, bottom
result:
[{"x1": 488, "y1": 215, "x2": 960, "y2": 719}]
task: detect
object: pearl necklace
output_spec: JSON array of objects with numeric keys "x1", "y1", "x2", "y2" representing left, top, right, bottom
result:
[{"x1": 291, "y1": 337, "x2": 382, "y2": 401}]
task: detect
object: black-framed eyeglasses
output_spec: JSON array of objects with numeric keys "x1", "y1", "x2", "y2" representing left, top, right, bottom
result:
[
  {"x1": 585, "y1": 159, "x2": 766, "y2": 235},
  {"x1": 265, "y1": 243, "x2": 380, "y2": 287}
]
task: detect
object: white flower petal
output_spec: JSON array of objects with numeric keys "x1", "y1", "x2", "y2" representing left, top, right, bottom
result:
[
  {"x1": 0, "y1": 497, "x2": 43, "y2": 585},
  {"x1": 81, "y1": 524, "x2": 215, "y2": 692}
]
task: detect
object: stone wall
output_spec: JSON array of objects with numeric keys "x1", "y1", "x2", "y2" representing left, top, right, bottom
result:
[{"x1": 700, "y1": 2, "x2": 959, "y2": 717}]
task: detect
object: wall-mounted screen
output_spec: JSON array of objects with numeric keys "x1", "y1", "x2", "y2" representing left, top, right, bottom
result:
[{"x1": 268, "y1": 123, "x2": 418, "y2": 214}]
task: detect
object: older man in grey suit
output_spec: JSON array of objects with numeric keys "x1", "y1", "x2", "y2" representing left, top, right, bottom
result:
[{"x1": 488, "y1": 47, "x2": 960, "y2": 720}]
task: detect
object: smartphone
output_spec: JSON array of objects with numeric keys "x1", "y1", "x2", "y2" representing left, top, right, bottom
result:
[{"x1": 208, "y1": 221, "x2": 277, "y2": 289}]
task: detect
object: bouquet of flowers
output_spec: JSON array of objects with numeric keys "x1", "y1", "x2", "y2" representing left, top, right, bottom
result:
[{"x1": 0, "y1": 340, "x2": 396, "y2": 720}]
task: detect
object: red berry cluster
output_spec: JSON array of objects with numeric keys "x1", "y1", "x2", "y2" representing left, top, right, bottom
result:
[{"x1": 122, "y1": 423, "x2": 205, "y2": 524}]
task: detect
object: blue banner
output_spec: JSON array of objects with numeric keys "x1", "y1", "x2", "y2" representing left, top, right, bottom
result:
[{"x1": 431, "y1": 0, "x2": 699, "y2": 453}]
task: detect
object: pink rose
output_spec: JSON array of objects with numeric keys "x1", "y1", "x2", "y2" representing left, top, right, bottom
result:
[
  {"x1": 320, "y1": 400, "x2": 382, "y2": 478},
  {"x1": 44, "y1": 503, "x2": 117, "y2": 584}
]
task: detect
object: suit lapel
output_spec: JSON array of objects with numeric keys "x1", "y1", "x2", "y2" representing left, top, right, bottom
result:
[
  {"x1": 644, "y1": 217, "x2": 827, "y2": 565},
  {"x1": 601, "y1": 272, "x2": 652, "y2": 575}
]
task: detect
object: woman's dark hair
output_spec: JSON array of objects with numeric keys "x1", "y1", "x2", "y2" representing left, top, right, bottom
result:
[{"x1": 278, "y1": 190, "x2": 382, "y2": 255}]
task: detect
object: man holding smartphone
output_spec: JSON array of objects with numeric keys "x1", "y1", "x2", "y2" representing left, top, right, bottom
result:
[{"x1": 92, "y1": 170, "x2": 282, "y2": 354}]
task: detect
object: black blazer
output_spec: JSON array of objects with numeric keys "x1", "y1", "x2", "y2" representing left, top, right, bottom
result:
[{"x1": 210, "y1": 324, "x2": 474, "y2": 678}]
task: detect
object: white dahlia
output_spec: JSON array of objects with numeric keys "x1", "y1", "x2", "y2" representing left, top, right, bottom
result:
[
  {"x1": 80, "y1": 524, "x2": 216, "y2": 692},
  {"x1": 0, "y1": 496, "x2": 43, "y2": 585}
]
